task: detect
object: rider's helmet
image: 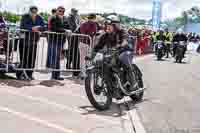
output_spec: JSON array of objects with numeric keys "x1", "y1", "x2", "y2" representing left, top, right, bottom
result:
[
  {"x1": 107, "y1": 15, "x2": 120, "y2": 23},
  {"x1": 165, "y1": 28, "x2": 169, "y2": 32},
  {"x1": 106, "y1": 15, "x2": 121, "y2": 30},
  {"x1": 159, "y1": 29, "x2": 164, "y2": 35}
]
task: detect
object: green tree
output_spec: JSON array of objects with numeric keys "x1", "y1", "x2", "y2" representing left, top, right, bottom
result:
[
  {"x1": 0, "y1": 11, "x2": 20, "y2": 23},
  {"x1": 40, "y1": 12, "x2": 49, "y2": 22}
]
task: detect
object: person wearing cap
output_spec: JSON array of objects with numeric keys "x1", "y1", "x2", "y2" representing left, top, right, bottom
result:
[
  {"x1": 17, "y1": 6, "x2": 45, "y2": 80},
  {"x1": 47, "y1": 6, "x2": 69, "y2": 80},
  {"x1": 80, "y1": 13, "x2": 98, "y2": 37},
  {"x1": 65, "y1": 8, "x2": 80, "y2": 77},
  {"x1": 78, "y1": 13, "x2": 98, "y2": 78},
  {"x1": 66, "y1": 8, "x2": 80, "y2": 32}
]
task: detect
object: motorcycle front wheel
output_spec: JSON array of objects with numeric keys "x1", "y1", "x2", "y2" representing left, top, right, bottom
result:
[
  {"x1": 129, "y1": 65, "x2": 144, "y2": 102},
  {"x1": 157, "y1": 50, "x2": 163, "y2": 60},
  {"x1": 85, "y1": 71, "x2": 112, "y2": 111}
]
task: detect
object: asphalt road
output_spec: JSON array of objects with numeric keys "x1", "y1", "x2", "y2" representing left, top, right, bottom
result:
[{"x1": 0, "y1": 51, "x2": 199, "y2": 133}]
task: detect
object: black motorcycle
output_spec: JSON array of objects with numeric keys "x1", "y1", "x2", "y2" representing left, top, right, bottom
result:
[
  {"x1": 84, "y1": 47, "x2": 145, "y2": 111},
  {"x1": 156, "y1": 40, "x2": 165, "y2": 60},
  {"x1": 175, "y1": 41, "x2": 186, "y2": 63}
]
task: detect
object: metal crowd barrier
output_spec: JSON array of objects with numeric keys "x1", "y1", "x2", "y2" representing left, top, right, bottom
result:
[
  {"x1": 0, "y1": 29, "x2": 153, "y2": 75},
  {"x1": 0, "y1": 30, "x2": 92, "y2": 73}
]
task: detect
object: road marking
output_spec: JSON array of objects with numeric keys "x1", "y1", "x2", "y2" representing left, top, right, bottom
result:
[
  {"x1": 0, "y1": 106, "x2": 76, "y2": 133},
  {"x1": 115, "y1": 98, "x2": 146, "y2": 133},
  {"x1": 129, "y1": 109, "x2": 146, "y2": 133},
  {"x1": 0, "y1": 88, "x2": 120, "y2": 125}
]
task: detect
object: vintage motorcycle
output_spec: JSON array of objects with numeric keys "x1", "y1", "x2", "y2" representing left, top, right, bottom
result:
[{"x1": 84, "y1": 47, "x2": 145, "y2": 111}]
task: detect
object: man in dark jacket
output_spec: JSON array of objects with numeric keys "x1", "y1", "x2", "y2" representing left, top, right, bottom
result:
[
  {"x1": 66, "y1": 8, "x2": 80, "y2": 32},
  {"x1": 47, "y1": 6, "x2": 69, "y2": 80},
  {"x1": 94, "y1": 16, "x2": 128, "y2": 52},
  {"x1": 66, "y1": 8, "x2": 80, "y2": 77},
  {"x1": 172, "y1": 32, "x2": 188, "y2": 57},
  {"x1": 17, "y1": 6, "x2": 45, "y2": 80}
]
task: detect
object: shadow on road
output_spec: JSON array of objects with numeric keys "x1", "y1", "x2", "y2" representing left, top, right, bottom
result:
[
  {"x1": 0, "y1": 73, "x2": 66, "y2": 88},
  {"x1": 66, "y1": 76, "x2": 84, "y2": 85},
  {"x1": 79, "y1": 98, "x2": 149, "y2": 118},
  {"x1": 173, "y1": 61, "x2": 190, "y2": 64}
]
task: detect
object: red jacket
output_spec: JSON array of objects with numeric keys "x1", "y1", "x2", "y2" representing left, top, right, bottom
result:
[{"x1": 80, "y1": 21, "x2": 97, "y2": 37}]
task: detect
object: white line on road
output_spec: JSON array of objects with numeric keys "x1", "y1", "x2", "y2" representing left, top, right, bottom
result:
[
  {"x1": 0, "y1": 106, "x2": 76, "y2": 133},
  {"x1": 0, "y1": 88, "x2": 147, "y2": 133},
  {"x1": 128, "y1": 108, "x2": 146, "y2": 133},
  {"x1": 0, "y1": 88, "x2": 120, "y2": 125},
  {"x1": 118, "y1": 97, "x2": 146, "y2": 133}
]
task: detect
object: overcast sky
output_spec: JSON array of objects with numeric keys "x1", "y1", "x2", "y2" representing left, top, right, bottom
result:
[{"x1": 1, "y1": 0, "x2": 200, "y2": 20}]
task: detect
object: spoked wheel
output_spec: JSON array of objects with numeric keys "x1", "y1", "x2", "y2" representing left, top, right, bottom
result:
[
  {"x1": 157, "y1": 50, "x2": 162, "y2": 60},
  {"x1": 85, "y1": 72, "x2": 112, "y2": 111},
  {"x1": 130, "y1": 65, "x2": 144, "y2": 102}
]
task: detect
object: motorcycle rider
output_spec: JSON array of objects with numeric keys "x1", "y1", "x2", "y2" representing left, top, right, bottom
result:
[
  {"x1": 172, "y1": 31, "x2": 188, "y2": 57},
  {"x1": 94, "y1": 15, "x2": 128, "y2": 52},
  {"x1": 163, "y1": 28, "x2": 173, "y2": 58},
  {"x1": 93, "y1": 15, "x2": 138, "y2": 98},
  {"x1": 155, "y1": 30, "x2": 166, "y2": 54}
]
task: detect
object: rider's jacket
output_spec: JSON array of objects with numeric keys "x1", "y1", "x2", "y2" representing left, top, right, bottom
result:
[
  {"x1": 156, "y1": 33, "x2": 166, "y2": 42},
  {"x1": 164, "y1": 32, "x2": 173, "y2": 42},
  {"x1": 94, "y1": 29, "x2": 128, "y2": 52},
  {"x1": 172, "y1": 34, "x2": 188, "y2": 42}
]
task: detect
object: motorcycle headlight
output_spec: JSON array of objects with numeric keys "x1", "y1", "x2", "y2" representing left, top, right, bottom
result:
[
  {"x1": 158, "y1": 44, "x2": 162, "y2": 48},
  {"x1": 180, "y1": 41, "x2": 185, "y2": 46},
  {"x1": 94, "y1": 53, "x2": 103, "y2": 62}
]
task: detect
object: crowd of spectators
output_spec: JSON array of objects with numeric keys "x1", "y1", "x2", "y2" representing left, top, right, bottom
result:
[{"x1": 0, "y1": 5, "x2": 200, "y2": 80}]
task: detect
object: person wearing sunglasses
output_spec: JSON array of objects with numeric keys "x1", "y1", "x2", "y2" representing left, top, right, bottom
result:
[
  {"x1": 47, "y1": 6, "x2": 70, "y2": 80},
  {"x1": 17, "y1": 6, "x2": 45, "y2": 80}
]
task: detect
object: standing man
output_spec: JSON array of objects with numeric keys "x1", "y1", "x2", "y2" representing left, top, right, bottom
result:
[
  {"x1": 47, "y1": 6, "x2": 68, "y2": 80},
  {"x1": 66, "y1": 8, "x2": 81, "y2": 77},
  {"x1": 17, "y1": 6, "x2": 45, "y2": 80},
  {"x1": 80, "y1": 13, "x2": 98, "y2": 38},
  {"x1": 48, "y1": 8, "x2": 57, "y2": 31},
  {"x1": 79, "y1": 13, "x2": 98, "y2": 78},
  {"x1": 67, "y1": 8, "x2": 80, "y2": 32}
]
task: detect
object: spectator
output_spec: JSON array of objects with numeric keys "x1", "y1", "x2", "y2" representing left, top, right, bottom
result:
[
  {"x1": 66, "y1": 9, "x2": 81, "y2": 77},
  {"x1": 137, "y1": 32, "x2": 146, "y2": 55},
  {"x1": 17, "y1": 6, "x2": 45, "y2": 80},
  {"x1": 66, "y1": 8, "x2": 80, "y2": 32},
  {"x1": 48, "y1": 8, "x2": 57, "y2": 30},
  {"x1": 128, "y1": 28, "x2": 135, "y2": 50},
  {"x1": 80, "y1": 13, "x2": 98, "y2": 38},
  {"x1": 47, "y1": 6, "x2": 67, "y2": 80},
  {"x1": 79, "y1": 13, "x2": 98, "y2": 78},
  {"x1": 0, "y1": 16, "x2": 6, "y2": 29}
]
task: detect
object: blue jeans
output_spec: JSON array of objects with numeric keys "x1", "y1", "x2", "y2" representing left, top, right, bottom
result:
[{"x1": 47, "y1": 41, "x2": 64, "y2": 78}]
